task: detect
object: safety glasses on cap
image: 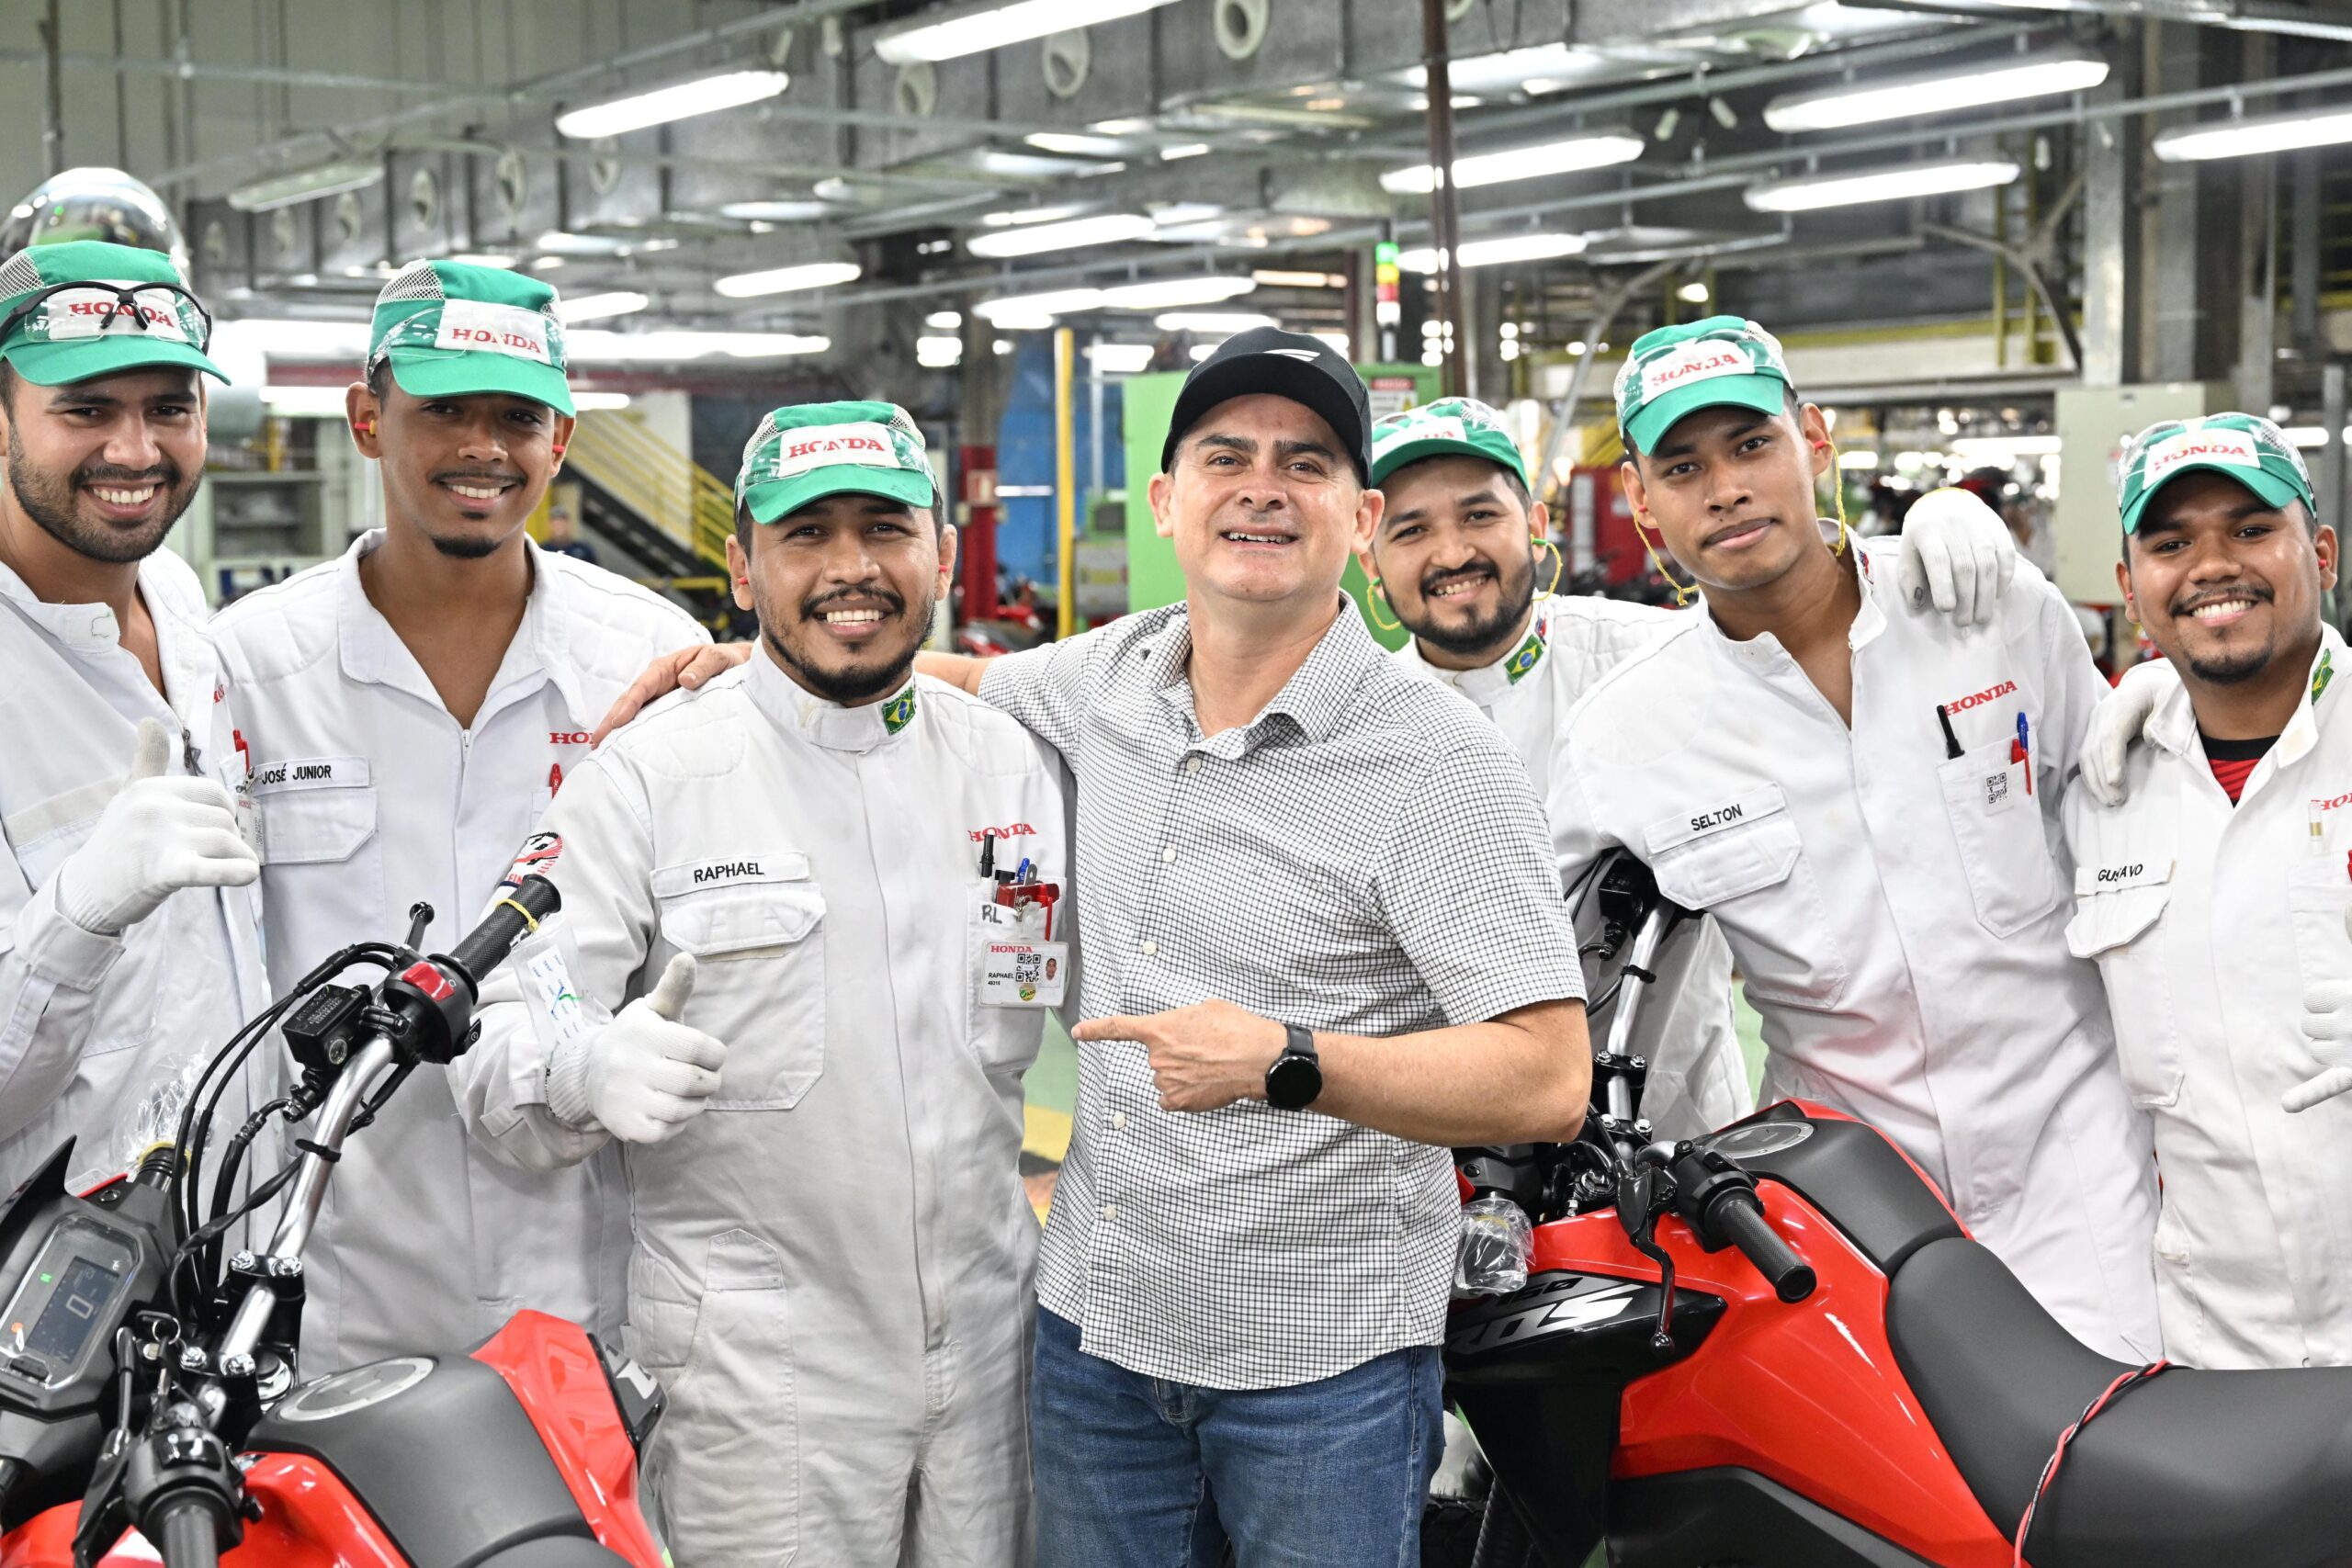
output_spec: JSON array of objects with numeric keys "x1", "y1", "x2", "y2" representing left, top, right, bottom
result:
[{"x1": 0, "y1": 278, "x2": 213, "y2": 354}]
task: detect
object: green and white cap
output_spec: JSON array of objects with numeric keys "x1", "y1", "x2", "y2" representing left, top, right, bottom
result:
[
  {"x1": 1614, "y1": 315, "x2": 1792, "y2": 455},
  {"x1": 367, "y1": 259, "x2": 572, "y2": 415},
  {"x1": 2117, "y1": 412, "x2": 2315, "y2": 534},
  {"x1": 737, "y1": 400, "x2": 936, "y2": 524},
  {"x1": 0, "y1": 240, "x2": 223, "y2": 386},
  {"x1": 1370, "y1": 396, "x2": 1528, "y2": 488}
]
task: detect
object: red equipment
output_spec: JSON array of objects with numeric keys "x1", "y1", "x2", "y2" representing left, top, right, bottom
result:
[{"x1": 1451, "y1": 855, "x2": 2352, "y2": 1568}]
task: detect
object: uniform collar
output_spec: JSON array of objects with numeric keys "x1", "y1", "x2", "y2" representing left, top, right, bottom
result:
[
  {"x1": 2146, "y1": 623, "x2": 2348, "y2": 773},
  {"x1": 1146, "y1": 593, "x2": 1381, "y2": 747},
  {"x1": 0, "y1": 550, "x2": 220, "y2": 733},
  {"x1": 1404, "y1": 596, "x2": 1547, "y2": 707},
  {"x1": 334, "y1": 529, "x2": 588, "y2": 721},
  {"x1": 1696, "y1": 522, "x2": 1875, "y2": 671},
  {"x1": 742, "y1": 640, "x2": 919, "y2": 753},
  {"x1": 0, "y1": 550, "x2": 175, "y2": 649}
]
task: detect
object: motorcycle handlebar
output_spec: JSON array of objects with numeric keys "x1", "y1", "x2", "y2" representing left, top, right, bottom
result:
[
  {"x1": 153, "y1": 1497, "x2": 221, "y2": 1568},
  {"x1": 445, "y1": 874, "x2": 562, "y2": 990},
  {"x1": 1712, "y1": 1190, "x2": 1816, "y2": 1303}
]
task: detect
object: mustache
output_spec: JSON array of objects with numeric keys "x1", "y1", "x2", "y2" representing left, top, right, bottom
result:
[
  {"x1": 78, "y1": 461, "x2": 178, "y2": 488},
  {"x1": 2171, "y1": 582, "x2": 2273, "y2": 617},
  {"x1": 432, "y1": 468, "x2": 525, "y2": 487},
  {"x1": 1420, "y1": 560, "x2": 1498, "y2": 596},
  {"x1": 800, "y1": 584, "x2": 908, "y2": 619}
]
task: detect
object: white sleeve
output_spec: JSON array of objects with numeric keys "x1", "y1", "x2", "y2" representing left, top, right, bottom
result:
[
  {"x1": 1547, "y1": 728, "x2": 1625, "y2": 899},
  {"x1": 449, "y1": 755, "x2": 659, "y2": 1172},
  {"x1": 0, "y1": 856, "x2": 128, "y2": 1144}
]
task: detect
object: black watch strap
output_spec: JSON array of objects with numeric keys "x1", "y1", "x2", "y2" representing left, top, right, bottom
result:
[
  {"x1": 1267, "y1": 1021, "x2": 1323, "y2": 1111},
  {"x1": 1283, "y1": 1021, "x2": 1317, "y2": 1062}
]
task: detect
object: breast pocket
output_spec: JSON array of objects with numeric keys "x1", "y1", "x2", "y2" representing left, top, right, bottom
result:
[
  {"x1": 256, "y1": 783, "x2": 384, "y2": 956},
  {"x1": 1938, "y1": 739, "x2": 2059, "y2": 938},
  {"x1": 2065, "y1": 881, "x2": 2182, "y2": 1108},
  {"x1": 2288, "y1": 856, "x2": 2352, "y2": 996},
  {"x1": 1645, "y1": 788, "x2": 1848, "y2": 1010},
  {"x1": 655, "y1": 879, "x2": 826, "y2": 1110}
]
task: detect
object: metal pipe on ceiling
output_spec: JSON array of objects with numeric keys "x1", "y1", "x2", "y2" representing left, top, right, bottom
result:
[{"x1": 1419, "y1": 0, "x2": 1468, "y2": 399}]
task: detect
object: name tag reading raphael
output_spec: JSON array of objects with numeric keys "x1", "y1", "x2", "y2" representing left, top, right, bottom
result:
[{"x1": 975, "y1": 898, "x2": 1066, "y2": 1007}]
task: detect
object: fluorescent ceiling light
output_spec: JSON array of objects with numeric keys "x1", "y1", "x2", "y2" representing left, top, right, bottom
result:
[
  {"x1": 531, "y1": 256, "x2": 566, "y2": 270},
  {"x1": 1251, "y1": 269, "x2": 1343, "y2": 288},
  {"x1": 1147, "y1": 202, "x2": 1225, "y2": 227},
  {"x1": 557, "y1": 291, "x2": 650, "y2": 322},
  {"x1": 1398, "y1": 232, "x2": 1589, "y2": 272},
  {"x1": 713, "y1": 261, "x2": 862, "y2": 297},
  {"x1": 918, "y1": 336, "x2": 964, "y2": 367},
  {"x1": 556, "y1": 69, "x2": 789, "y2": 140},
  {"x1": 227, "y1": 160, "x2": 381, "y2": 212},
  {"x1": 1087, "y1": 343, "x2": 1157, "y2": 374},
  {"x1": 1745, "y1": 157, "x2": 2020, "y2": 212},
  {"x1": 569, "y1": 330, "x2": 829, "y2": 361},
  {"x1": 260, "y1": 385, "x2": 356, "y2": 417},
  {"x1": 718, "y1": 199, "x2": 833, "y2": 222},
  {"x1": 1313, "y1": 333, "x2": 1351, "y2": 355},
  {"x1": 1160, "y1": 143, "x2": 1212, "y2": 161},
  {"x1": 536, "y1": 231, "x2": 630, "y2": 255},
  {"x1": 967, "y1": 213, "x2": 1156, "y2": 259},
  {"x1": 1026, "y1": 132, "x2": 1129, "y2": 157},
  {"x1": 2154, "y1": 104, "x2": 2352, "y2": 163},
  {"x1": 445, "y1": 253, "x2": 516, "y2": 269},
  {"x1": 1948, "y1": 434, "x2": 2062, "y2": 457},
  {"x1": 875, "y1": 0, "x2": 1181, "y2": 65},
  {"x1": 216, "y1": 318, "x2": 373, "y2": 358},
  {"x1": 1763, "y1": 50, "x2": 2109, "y2": 134},
  {"x1": 1095, "y1": 276, "x2": 1256, "y2": 310},
  {"x1": 1190, "y1": 344, "x2": 1218, "y2": 362},
  {"x1": 571, "y1": 391, "x2": 633, "y2": 410},
  {"x1": 1155, "y1": 310, "x2": 1276, "y2": 333},
  {"x1": 980, "y1": 204, "x2": 1090, "y2": 229},
  {"x1": 1838, "y1": 449, "x2": 1881, "y2": 469},
  {"x1": 926, "y1": 310, "x2": 963, "y2": 329},
  {"x1": 2282, "y1": 426, "x2": 2352, "y2": 448},
  {"x1": 974, "y1": 288, "x2": 1105, "y2": 323},
  {"x1": 1381, "y1": 131, "x2": 1645, "y2": 195}
]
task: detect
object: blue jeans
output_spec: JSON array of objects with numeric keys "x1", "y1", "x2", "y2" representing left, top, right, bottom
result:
[{"x1": 1031, "y1": 1307, "x2": 1445, "y2": 1568}]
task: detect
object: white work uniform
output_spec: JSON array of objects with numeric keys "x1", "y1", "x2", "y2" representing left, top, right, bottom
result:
[
  {"x1": 1552, "y1": 534, "x2": 2161, "y2": 1359},
  {"x1": 1394, "y1": 592, "x2": 1751, "y2": 1141},
  {"x1": 0, "y1": 548, "x2": 269, "y2": 1197},
  {"x1": 209, "y1": 530, "x2": 707, "y2": 1373},
  {"x1": 455, "y1": 651, "x2": 1065, "y2": 1568},
  {"x1": 2064, "y1": 627, "x2": 2352, "y2": 1369}
]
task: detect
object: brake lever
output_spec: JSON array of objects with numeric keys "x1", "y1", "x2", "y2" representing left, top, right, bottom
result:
[{"x1": 1616, "y1": 1158, "x2": 1679, "y2": 1354}]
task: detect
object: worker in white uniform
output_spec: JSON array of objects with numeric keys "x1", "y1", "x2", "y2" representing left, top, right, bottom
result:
[
  {"x1": 1359, "y1": 398, "x2": 2019, "y2": 1142},
  {"x1": 455, "y1": 401, "x2": 1063, "y2": 1567},
  {"x1": 209, "y1": 259, "x2": 708, "y2": 1373},
  {"x1": 2064, "y1": 414, "x2": 2352, "y2": 1368},
  {"x1": 1550, "y1": 315, "x2": 2160, "y2": 1359},
  {"x1": 0, "y1": 240, "x2": 266, "y2": 1198}
]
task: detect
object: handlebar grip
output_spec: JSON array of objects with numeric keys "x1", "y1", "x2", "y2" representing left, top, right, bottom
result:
[
  {"x1": 1714, "y1": 1191, "x2": 1815, "y2": 1303},
  {"x1": 447, "y1": 874, "x2": 563, "y2": 990},
  {"x1": 153, "y1": 1496, "x2": 222, "y2": 1568}
]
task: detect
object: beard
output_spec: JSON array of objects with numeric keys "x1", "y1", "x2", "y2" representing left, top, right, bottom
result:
[
  {"x1": 427, "y1": 529, "x2": 504, "y2": 559},
  {"x1": 1405, "y1": 547, "x2": 1539, "y2": 659},
  {"x1": 760, "y1": 584, "x2": 926, "y2": 705},
  {"x1": 6, "y1": 425, "x2": 196, "y2": 565}
]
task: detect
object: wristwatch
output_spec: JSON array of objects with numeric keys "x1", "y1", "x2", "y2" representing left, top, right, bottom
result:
[{"x1": 1265, "y1": 1021, "x2": 1323, "y2": 1111}]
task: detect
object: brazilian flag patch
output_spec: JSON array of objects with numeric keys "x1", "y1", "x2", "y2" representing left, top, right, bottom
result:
[
  {"x1": 882, "y1": 685, "x2": 918, "y2": 734},
  {"x1": 2315, "y1": 649, "x2": 2335, "y2": 705},
  {"x1": 1503, "y1": 629, "x2": 1546, "y2": 684}
]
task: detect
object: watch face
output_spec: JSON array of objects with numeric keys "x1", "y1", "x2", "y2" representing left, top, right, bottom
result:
[{"x1": 1267, "y1": 1052, "x2": 1322, "y2": 1111}]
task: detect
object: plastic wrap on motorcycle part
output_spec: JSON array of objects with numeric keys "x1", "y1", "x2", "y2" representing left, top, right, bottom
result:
[
  {"x1": 246, "y1": 1352, "x2": 598, "y2": 1566},
  {"x1": 1446, "y1": 1271, "x2": 1724, "y2": 1566},
  {"x1": 1454, "y1": 1197, "x2": 1534, "y2": 1299},
  {"x1": 1610, "y1": 1469, "x2": 1941, "y2": 1568},
  {"x1": 107, "y1": 1055, "x2": 208, "y2": 1188},
  {"x1": 1695, "y1": 1105, "x2": 1962, "y2": 1276}
]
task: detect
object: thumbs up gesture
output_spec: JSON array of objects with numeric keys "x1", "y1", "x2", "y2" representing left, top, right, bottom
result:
[
  {"x1": 56, "y1": 717, "x2": 259, "y2": 936},
  {"x1": 584, "y1": 953, "x2": 729, "y2": 1144}
]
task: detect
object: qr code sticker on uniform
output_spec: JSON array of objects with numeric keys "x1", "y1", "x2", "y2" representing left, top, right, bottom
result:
[{"x1": 1984, "y1": 772, "x2": 2009, "y2": 808}]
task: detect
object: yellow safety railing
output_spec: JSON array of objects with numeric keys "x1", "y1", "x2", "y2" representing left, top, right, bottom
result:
[{"x1": 563, "y1": 411, "x2": 735, "y2": 570}]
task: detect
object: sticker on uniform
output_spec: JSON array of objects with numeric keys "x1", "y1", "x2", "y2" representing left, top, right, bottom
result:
[
  {"x1": 1982, "y1": 770, "x2": 2013, "y2": 813},
  {"x1": 500, "y1": 831, "x2": 562, "y2": 888},
  {"x1": 35, "y1": 283, "x2": 191, "y2": 343},
  {"x1": 2075, "y1": 858, "x2": 2174, "y2": 896},
  {"x1": 525, "y1": 943, "x2": 588, "y2": 1044},
  {"x1": 2143, "y1": 427, "x2": 2262, "y2": 484},
  {"x1": 1503, "y1": 628, "x2": 1545, "y2": 684},
  {"x1": 1639, "y1": 339, "x2": 1754, "y2": 403},
  {"x1": 248, "y1": 756, "x2": 368, "y2": 794},
  {"x1": 981, "y1": 939, "x2": 1068, "y2": 1007},
  {"x1": 433, "y1": 298, "x2": 554, "y2": 364}
]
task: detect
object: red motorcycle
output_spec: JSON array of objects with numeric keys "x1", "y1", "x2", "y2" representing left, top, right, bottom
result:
[
  {"x1": 1450, "y1": 857, "x2": 2352, "y2": 1568},
  {"x1": 0, "y1": 860, "x2": 673, "y2": 1568}
]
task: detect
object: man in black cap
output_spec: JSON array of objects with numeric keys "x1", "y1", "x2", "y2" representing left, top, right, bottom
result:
[{"x1": 592, "y1": 334, "x2": 1591, "y2": 1560}]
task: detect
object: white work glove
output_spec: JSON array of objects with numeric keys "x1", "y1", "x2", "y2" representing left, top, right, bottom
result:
[
  {"x1": 2289, "y1": 975, "x2": 2352, "y2": 1113},
  {"x1": 1896, "y1": 487, "x2": 2018, "y2": 630},
  {"x1": 54, "y1": 717, "x2": 259, "y2": 937},
  {"x1": 2077, "y1": 658, "x2": 2181, "y2": 808},
  {"x1": 583, "y1": 954, "x2": 727, "y2": 1144}
]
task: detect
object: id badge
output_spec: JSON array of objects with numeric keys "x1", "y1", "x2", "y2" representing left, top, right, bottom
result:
[{"x1": 973, "y1": 886, "x2": 1068, "y2": 1008}]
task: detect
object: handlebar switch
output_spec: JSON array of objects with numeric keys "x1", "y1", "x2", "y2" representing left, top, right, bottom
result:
[{"x1": 281, "y1": 984, "x2": 368, "y2": 1074}]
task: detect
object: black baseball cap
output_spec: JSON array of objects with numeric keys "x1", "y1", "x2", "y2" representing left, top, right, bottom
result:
[{"x1": 1160, "y1": 326, "x2": 1372, "y2": 482}]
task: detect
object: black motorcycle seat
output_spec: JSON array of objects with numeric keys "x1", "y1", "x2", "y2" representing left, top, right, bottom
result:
[{"x1": 1886, "y1": 1235, "x2": 2352, "y2": 1568}]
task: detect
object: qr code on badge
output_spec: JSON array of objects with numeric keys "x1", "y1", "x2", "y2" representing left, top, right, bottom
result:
[
  {"x1": 1984, "y1": 772, "x2": 2009, "y2": 808},
  {"x1": 1012, "y1": 952, "x2": 1043, "y2": 982}
]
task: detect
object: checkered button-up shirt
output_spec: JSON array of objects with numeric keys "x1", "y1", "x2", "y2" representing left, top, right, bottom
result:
[{"x1": 982, "y1": 598, "x2": 1584, "y2": 1389}]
